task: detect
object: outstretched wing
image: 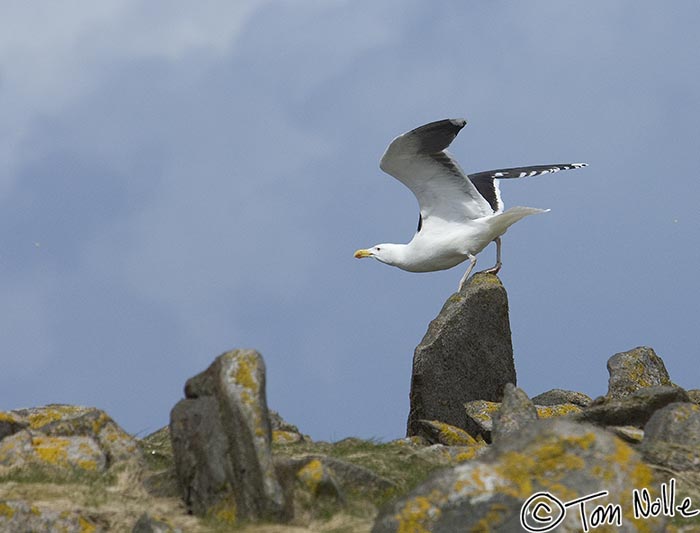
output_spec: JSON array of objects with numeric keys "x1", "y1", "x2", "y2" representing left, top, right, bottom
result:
[
  {"x1": 379, "y1": 119, "x2": 493, "y2": 225},
  {"x1": 468, "y1": 163, "x2": 588, "y2": 212}
]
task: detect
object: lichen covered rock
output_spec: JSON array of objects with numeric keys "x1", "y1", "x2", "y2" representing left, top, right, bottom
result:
[
  {"x1": 607, "y1": 346, "x2": 676, "y2": 398},
  {"x1": 532, "y1": 388, "x2": 592, "y2": 407},
  {"x1": 373, "y1": 419, "x2": 667, "y2": 532},
  {"x1": 0, "y1": 431, "x2": 106, "y2": 472},
  {"x1": 412, "y1": 420, "x2": 480, "y2": 446},
  {"x1": 641, "y1": 402, "x2": 700, "y2": 471},
  {"x1": 170, "y1": 349, "x2": 287, "y2": 523},
  {"x1": 491, "y1": 383, "x2": 538, "y2": 442},
  {"x1": 575, "y1": 385, "x2": 690, "y2": 428},
  {"x1": 4, "y1": 405, "x2": 140, "y2": 466},
  {"x1": 0, "y1": 499, "x2": 103, "y2": 532}
]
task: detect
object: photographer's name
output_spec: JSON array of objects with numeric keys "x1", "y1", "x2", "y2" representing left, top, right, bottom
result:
[{"x1": 520, "y1": 478, "x2": 698, "y2": 532}]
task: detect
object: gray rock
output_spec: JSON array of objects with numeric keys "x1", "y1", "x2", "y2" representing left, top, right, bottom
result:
[
  {"x1": 407, "y1": 272, "x2": 515, "y2": 437},
  {"x1": 1, "y1": 404, "x2": 141, "y2": 469},
  {"x1": 531, "y1": 388, "x2": 592, "y2": 407},
  {"x1": 0, "y1": 500, "x2": 104, "y2": 532},
  {"x1": 575, "y1": 385, "x2": 690, "y2": 428},
  {"x1": 132, "y1": 513, "x2": 181, "y2": 533},
  {"x1": 688, "y1": 389, "x2": 700, "y2": 405},
  {"x1": 373, "y1": 419, "x2": 667, "y2": 532},
  {"x1": 641, "y1": 402, "x2": 700, "y2": 471},
  {"x1": 170, "y1": 349, "x2": 287, "y2": 524},
  {"x1": 463, "y1": 400, "x2": 500, "y2": 442},
  {"x1": 491, "y1": 383, "x2": 538, "y2": 442},
  {"x1": 412, "y1": 420, "x2": 479, "y2": 446},
  {"x1": 607, "y1": 346, "x2": 676, "y2": 398}
]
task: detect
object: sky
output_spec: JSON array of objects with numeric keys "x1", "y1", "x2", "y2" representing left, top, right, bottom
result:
[{"x1": 2, "y1": 1, "x2": 699, "y2": 441}]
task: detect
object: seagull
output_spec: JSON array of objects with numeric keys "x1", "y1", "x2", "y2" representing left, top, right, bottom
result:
[{"x1": 354, "y1": 118, "x2": 586, "y2": 291}]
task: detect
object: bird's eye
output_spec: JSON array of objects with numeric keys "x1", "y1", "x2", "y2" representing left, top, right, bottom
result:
[{"x1": 376, "y1": 247, "x2": 381, "y2": 251}]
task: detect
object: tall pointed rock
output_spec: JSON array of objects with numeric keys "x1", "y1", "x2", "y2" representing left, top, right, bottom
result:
[{"x1": 407, "y1": 272, "x2": 516, "y2": 436}]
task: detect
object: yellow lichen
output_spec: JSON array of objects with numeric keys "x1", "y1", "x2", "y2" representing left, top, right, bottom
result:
[
  {"x1": 297, "y1": 459, "x2": 325, "y2": 493},
  {"x1": 209, "y1": 497, "x2": 237, "y2": 526},
  {"x1": 394, "y1": 493, "x2": 443, "y2": 533},
  {"x1": 77, "y1": 459, "x2": 98, "y2": 471},
  {"x1": 429, "y1": 420, "x2": 478, "y2": 446},
  {"x1": 535, "y1": 404, "x2": 582, "y2": 418},
  {"x1": 0, "y1": 502, "x2": 15, "y2": 518},
  {"x1": 78, "y1": 516, "x2": 97, "y2": 533},
  {"x1": 0, "y1": 412, "x2": 20, "y2": 424},
  {"x1": 232, "y1": 354, "x2": 260, "y2": 394},
  {"x1": 32, "y1": 436, "x2": 70, "y2": 465}
]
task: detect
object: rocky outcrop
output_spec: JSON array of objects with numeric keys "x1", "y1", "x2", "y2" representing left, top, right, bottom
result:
[
  {"x1": 491, "y1": 383, "x2": 538, "y2": 442},
  {"x1": 407, "y1": 273, "x2": 516, "y2": 437},
  {"x1": 531, "y1": 388, "x2": 592, "y2": 407},
  {"x1": 0, "y1": 404, "x2": 141, "y2": 473},
  {"x1": 169, "y1": 349, "x2": 287, "y2": 523},
  {"x1": 373, "y1": 419, "x2": 667, "y2": 533},
  {"x1": 607, "y1": 346, "x2": 677, "y2": 398},
  {"x1": 575, "y1": 385, "x2": 690, "y2": 427},
  {"x1": 641, "y1": 402, "x2": 700, "y2": 471}
]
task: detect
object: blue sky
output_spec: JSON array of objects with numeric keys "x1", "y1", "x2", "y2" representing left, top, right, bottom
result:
[{"x1": 2, "y1": 1, "x2": 699, "y2": 441}]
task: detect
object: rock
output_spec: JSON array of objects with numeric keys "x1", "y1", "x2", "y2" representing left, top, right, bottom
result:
[
  {"x1": 132, "y1": 513, "x2": 181, "y2": 533},
  {"x1": 0, "y1": 500, "x2": 103, "y2": 532},
  {"x1": 2, "y1": 404, "x2": 141, "y2": 468},
  {"x1": 575, "y1": 385, "x2": 690, "y2": 428},
  {"x1": 373, "y1": 419, "x2": 667, "y2": 532},
  {"x1": 0, "y1": 412, "x2": 27, "y2": 441},
  {"x1": 0, "y1": 430, "x2": 106, "y2": 472},
  {"x1": 463, "y1": 400, "x2": 500, "y2": 441},
  {"x1": 688, "y1": 389, "x2": 700, "y2": 405},
  {"x1": 412, "y1": 420, "x2": 479, "y2": 446},
  {"x1": 169, "y1": 349, "x2": 287, "y2": 523},
  {"x1": 491, "y1": 384, "x2": 538, "y2": 442},
  {"x1": 532, "y1": 388, "x2": 592, "y2": 407},
  {"x1": 607, "y1": 346, "x2": 676, "y2": 398},
  {"x1": 607, "y1": 426, "x2": 645, "y2": 444},
  {"x1": 270, "y1": 410, "x2": 307, "y2": 444},
  {"x1": 465, "y1": 399, "x2": 581, "y2": 442},
  {"x1": 293, "y1": 458, "x2": 344, "y2": 501},
  {"x1": 641, "y1": 402, "x2": 700, "y2": 471},
  {"x1": 407, "y1": 272, "x2": 515, "y2": 437},
  {"x1": 534, "y1": 403, "x2": 583, "y2": 418}
]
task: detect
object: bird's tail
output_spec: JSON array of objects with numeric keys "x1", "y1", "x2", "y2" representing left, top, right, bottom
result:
[{"x1": 488, "y1": 206, "x2": 549, "y2": 236}]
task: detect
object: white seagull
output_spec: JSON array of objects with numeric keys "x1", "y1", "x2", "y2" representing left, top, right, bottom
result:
[{"x1": 354, "y1": 118, "x2": 586, "y2": 290}]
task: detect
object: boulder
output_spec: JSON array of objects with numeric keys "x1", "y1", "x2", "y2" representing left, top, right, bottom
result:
[
  {"x1": 269, "y1": 410, "x2": 307, "y2": 444},
  {"x1": 491, "y1": 384, "x2": 538, "y2": 442},
  {"x1": 0, "y1": 430, "x2": 106, "y2": 472},
  {"x1": 607, "y1": 346, "x2": 676, "y2": 398},
  {"x1": 575, "y1": 386, "x2": 690, "y2": 428},
  {"x1": 641, "y1": 402, "x2": 700, "y2": 471},
  {"x1": 407, "y1": 273, "x2": 516, "y2": 436},
  {"x1": 0, "y1": 405, "x2": 140, "y2": 473},
  {"x1": 412, "y1": 420, "x2": 480, "y2": 446},
  {"x1": 0, "y1": 500, "x2": 103, "y2": 532},
  {"x1": 132, "y1": 513, "x2": 181, "y2": 533},
  {"x1": 465, "y1": 399, "x2": 582, "y2": 442},
  {"x1": 532, "y1": 388, "x2": 592, "y2": 407},
  {"x1": 373, "y1": 419, "x2": 667, "y2": 532},
  {"x1": 169, "y1": 349, "x2": 287, "y2": 523}
]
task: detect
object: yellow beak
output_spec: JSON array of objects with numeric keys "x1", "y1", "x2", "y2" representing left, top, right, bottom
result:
[{"x1": 354, "y1": 249, "x2": 372, "y2": 259}]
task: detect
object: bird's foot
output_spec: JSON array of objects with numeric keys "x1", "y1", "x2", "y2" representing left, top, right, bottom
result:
[{"x1": 479, "y1": 262, "x2": 502, "y2": 275}]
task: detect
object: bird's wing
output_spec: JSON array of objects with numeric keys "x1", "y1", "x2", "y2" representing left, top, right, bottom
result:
[
  {"x1": 468, "y1": 163, "x2": 588, "y2": 212},
  {"x1": 379, "y1": 119, "x2": 493, "y2": 225}
]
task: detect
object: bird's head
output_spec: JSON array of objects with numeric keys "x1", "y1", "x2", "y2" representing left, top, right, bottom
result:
[{"x1": 353, "y1": 244, "x2": 402, "y2": 266}]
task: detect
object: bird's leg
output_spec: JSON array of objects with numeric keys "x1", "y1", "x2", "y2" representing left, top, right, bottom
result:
[
  {"x1": 480, "y1": 237, "x2": 502, "y2": 275},
  {"x1": 458, "y1": 254, "x2": 477, "y2": 291}
]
